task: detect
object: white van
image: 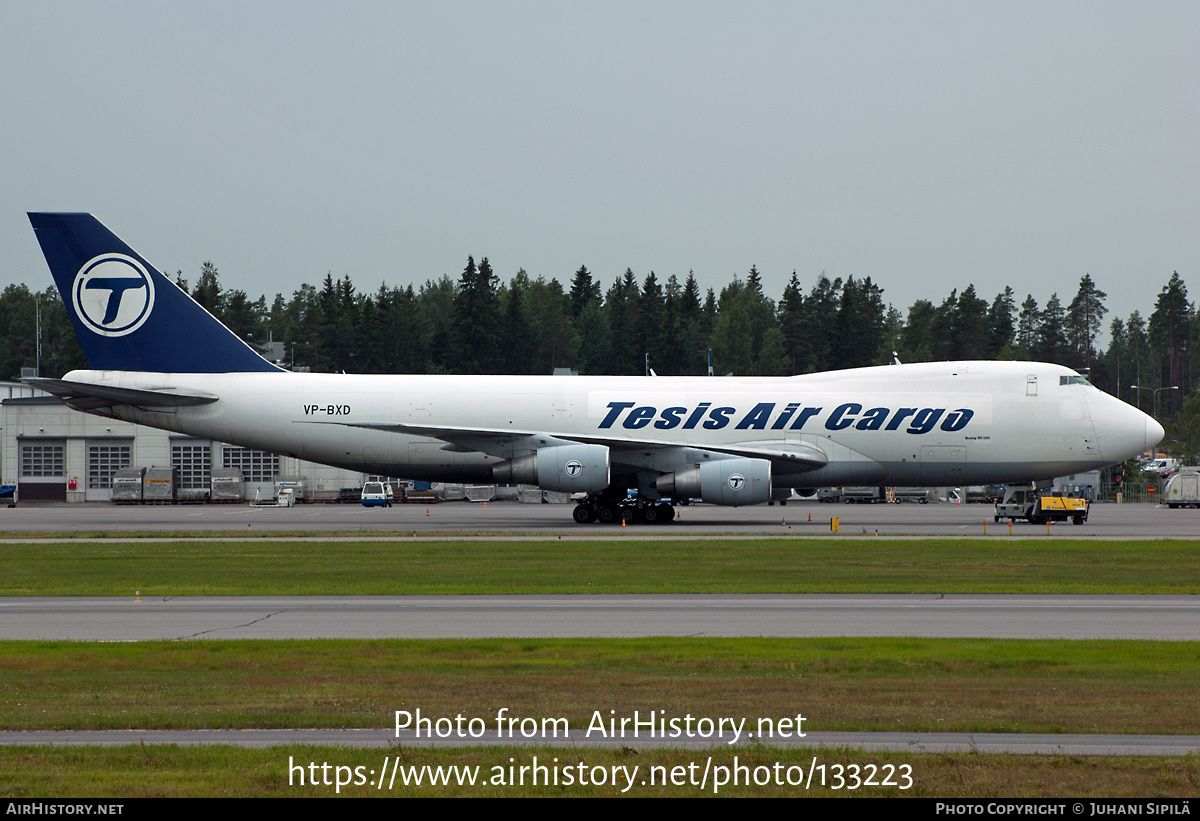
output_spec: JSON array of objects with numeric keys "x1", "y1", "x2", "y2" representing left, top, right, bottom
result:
[{"x1": 1145, "y1": 458, "x2": 1180, "y2": 477}]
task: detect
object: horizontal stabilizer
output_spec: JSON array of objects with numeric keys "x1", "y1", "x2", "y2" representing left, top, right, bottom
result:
[{"x1": 24, "y1": 377, "x2": 219, "y2": 411}]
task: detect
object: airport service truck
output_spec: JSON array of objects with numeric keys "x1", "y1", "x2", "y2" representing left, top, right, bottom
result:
[
  {"x1": 994, "y1": 487, "x2": 1089, "y2": 525},
  {"x1": 1164, "y1": 467, "x2": 1200, "y2": 509}
]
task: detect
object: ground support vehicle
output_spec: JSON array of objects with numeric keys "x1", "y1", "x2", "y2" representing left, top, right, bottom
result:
[
  {"x1": 360, "y1": 482, "x2": 393, "y2": 508},
  {"x1": 1164, "y1": 467, "x2": 1200, "y2": 509},
  {"x1": 888, "y1": 487, "x2": 932, "y2": 503},
  {"x1": 994, "y1": 486, "x2": 1088, "y2": 525},
  {"x1": 843, "y1": 486, "x2": 884, "y2": 503}
]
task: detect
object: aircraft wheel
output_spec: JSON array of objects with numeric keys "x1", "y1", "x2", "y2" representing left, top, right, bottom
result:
[
  {"x1": 658, "y1": 504, "x2": 675, "y2": 523},
  {"x1": 573, "y1": 504, "x2": 596, "y2": 524},
  {"x1": 619, "y1": 507, "x2": 636, "y2": 524},
  {"x1": 642, "y1": 505, "x2": 660, "y2": 524},
  {"x1": 596, "y1": 505, "x2": 619, "y2": 525}
]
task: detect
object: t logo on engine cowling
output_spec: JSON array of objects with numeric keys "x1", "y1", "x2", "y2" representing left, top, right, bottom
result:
[{"x1": 727, "y1": 473, "x2": 746, "y2": 490}]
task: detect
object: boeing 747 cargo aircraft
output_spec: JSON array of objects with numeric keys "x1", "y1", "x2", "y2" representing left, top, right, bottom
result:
[{"x1": 28, "y1": 213, "x2": 1162, "y2": 524}]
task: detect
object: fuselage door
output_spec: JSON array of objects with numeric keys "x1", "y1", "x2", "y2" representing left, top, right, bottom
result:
[{"x1": 921, "y1": 445, "x2": 967, "y2": 485}]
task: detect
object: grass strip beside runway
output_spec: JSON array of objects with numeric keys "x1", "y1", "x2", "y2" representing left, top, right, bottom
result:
[
  {"x1": 1, "y1": 538, "x2": 1198, "y2": 595},
  {"x1": 2, "y1": 638, "x2": 1197, "y2": 735}
]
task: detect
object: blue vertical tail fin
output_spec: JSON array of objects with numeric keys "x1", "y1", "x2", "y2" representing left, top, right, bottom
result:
[{"x1": 28, "y1": 213, "x2": 280, "y2": 373}]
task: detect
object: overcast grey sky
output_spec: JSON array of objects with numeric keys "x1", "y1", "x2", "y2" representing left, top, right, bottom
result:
[{"x1": 2, "y1": 1, "x2": 1195, "y2": 329}]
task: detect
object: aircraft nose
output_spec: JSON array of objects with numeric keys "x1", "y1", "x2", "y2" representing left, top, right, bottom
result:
[
  {"x1": 1087, "y1": 393, "x2": 1164, "y2": 462},
  {"x1": 1146, "y1": 415, "x2": 1165, "y2": 454}
]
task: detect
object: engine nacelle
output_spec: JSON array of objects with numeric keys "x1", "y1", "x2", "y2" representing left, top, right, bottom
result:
[
  {"x1": 655, "y1": 457, "x2": 772, "y2": 506},
  {"x1": 492, "y1": 444, "x2": 610, "y2": 493}
]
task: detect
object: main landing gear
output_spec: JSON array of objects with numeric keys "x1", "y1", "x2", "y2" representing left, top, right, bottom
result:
[{"x1": 572, "y1": 494, "x2": 676, "y2": 525}]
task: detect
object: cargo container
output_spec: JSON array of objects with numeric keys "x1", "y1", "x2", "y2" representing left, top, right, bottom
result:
[
  {"x1": 211, "y1": 467, "x2": 245, "y2": 502},
  {"x1": 110, "y1": 466, "x2": 145, "y2": 502},
  {"x1": 142, "y1": 466, "x2": 177, "y2": 502}
]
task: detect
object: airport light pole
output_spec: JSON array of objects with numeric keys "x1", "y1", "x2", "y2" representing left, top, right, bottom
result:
[
  {"x1": 1129, "y1": 384, "x2": 1150, "y2": 411},
  {"x1": 1129, "y1": 385, "x2": 1179, "y2": 418},
  {"x1": 1156, "y1": 386, "x2": 1180, "y2": 418}
]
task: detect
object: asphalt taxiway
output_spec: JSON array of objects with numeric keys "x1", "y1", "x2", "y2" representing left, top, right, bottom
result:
[
  {"x1": 2, "y1": 728, "x2": 1197, "y2": 755},
  {"x1": 0, "y1": 498, "x2": 1195, "y2": 537},
  {"x1": 3, "y1": 594, "x2": 1198, "y2": 641}
]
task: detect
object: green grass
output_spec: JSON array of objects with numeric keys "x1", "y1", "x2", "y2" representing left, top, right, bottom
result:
[
  {"x1": 2, "y1": 745, "x2": 1199, "y2": 797},
  {"x1": 2, "y1": 638, "x2": 1198, "y2": 735},
  {"x1": 3, "y1": 537, "x2": 1197, "y2": 798},
  {"x1": 2, "y1": 538, "x2": 1199, "y2": 595}
]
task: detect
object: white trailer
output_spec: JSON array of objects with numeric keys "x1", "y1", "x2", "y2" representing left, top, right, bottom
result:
[{"x1": 1164, "y1": 467, "x2": 1200, "y2": 509}]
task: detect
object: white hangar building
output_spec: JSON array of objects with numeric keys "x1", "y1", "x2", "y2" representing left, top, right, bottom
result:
[{"x1": 0, "y1": 382, "x2": 373, "y2": 503}]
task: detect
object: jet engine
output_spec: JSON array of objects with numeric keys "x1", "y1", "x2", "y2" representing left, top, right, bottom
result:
[
  {"x1": 492, "y1": 444, "x2": 610, "y2": 493},
  {"x1": 653, "y1": 457, "x2": 772, "y2": 505}
]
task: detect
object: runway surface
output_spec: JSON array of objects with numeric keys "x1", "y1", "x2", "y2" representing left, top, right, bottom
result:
[
  {"x1": 1, "y1": 499, "x2": 1196, "y2": 538},
  {"x1": 3, "y1": 594, "x2": 1197, "y2": 640},
  {"x1": 2, "y1": 728, "x2": 1197, "y2": 755}
]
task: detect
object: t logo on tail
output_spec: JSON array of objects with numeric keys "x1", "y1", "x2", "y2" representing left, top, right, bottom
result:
[{"x1": 72, "y1": 254, "x2": 156, "y2": 337}]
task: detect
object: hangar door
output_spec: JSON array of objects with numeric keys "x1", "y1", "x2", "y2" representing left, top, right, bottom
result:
[
  {"x1": 18, "y1": 440, "x2": 66, "y2": 501},
  {"x1": 87, "y1": 442, "x2": 133, "y2": 502}
]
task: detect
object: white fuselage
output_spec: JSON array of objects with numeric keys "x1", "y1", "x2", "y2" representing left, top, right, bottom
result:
[{"x1": 64, "y1": 360, "x2": 1160, "y2": 489}]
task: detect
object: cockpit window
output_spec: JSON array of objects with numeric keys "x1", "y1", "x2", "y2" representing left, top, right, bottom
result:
[{"x1": 1059, "y1": 375, "x2": 1092, "y2": 386}]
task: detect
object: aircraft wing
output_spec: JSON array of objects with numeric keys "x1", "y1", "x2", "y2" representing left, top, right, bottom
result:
[
  {"x1": 324, "y1": 420, "x2": 829, "y2": 471},
  {"x1": 23, "y1": 377, "x2": 219, "y2": 411}
]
